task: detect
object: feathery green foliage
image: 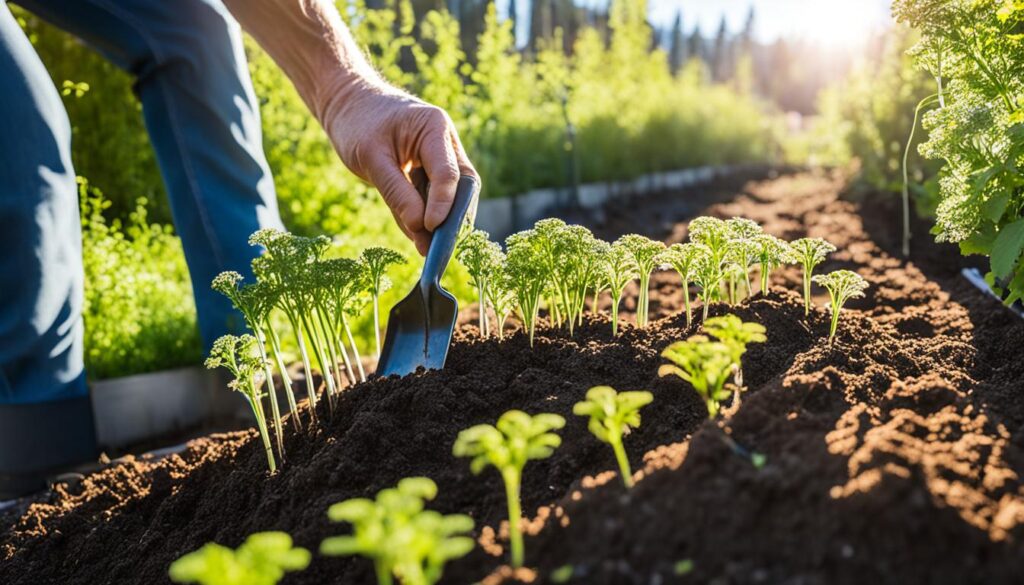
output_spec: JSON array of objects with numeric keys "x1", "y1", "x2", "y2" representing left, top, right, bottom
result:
[
  {"x1": 894, "y1": 0, "x2": 1024, "y2": 305},
  {"x1": 453, "y1": 411, "x2": 565, "y2": 568},
  {"x1": 573, "y1": 386, "x2": 654, "y2": 488},
  {"x1": 753, "y1": 234, "x2": 791, "y2": 294},
  {"x1": 600, "y1": 242, "x2": 640, "y2": 335},
  {"x1": 456, "y1": 229, "x2": 503, "y2": 337},
  {"x1": 360, "y1": 247, "x2": 406, "y2": 358},
  {"x1": 614, "y1": 234, "x2": 667, "y2": 327},
  {"x1": 204, "y1": 334, "x2": 276, "y2": 472},
  {"x1": 786, "y1": 238, "x2": 837, "y2": 315},
  {"x1": 663, "y1": 243, "x2": 704, "y2": 327},
  {"x1": 812, "y1": 270, "x2": 869, "y2": 340},
  {"x1": 169, "y1": 532, "x2": 310, "y2": 585}
]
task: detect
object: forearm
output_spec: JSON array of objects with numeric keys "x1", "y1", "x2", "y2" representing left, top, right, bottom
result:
[{"x1": 221, "y1": 0, "x2": 390, "y2": 121}]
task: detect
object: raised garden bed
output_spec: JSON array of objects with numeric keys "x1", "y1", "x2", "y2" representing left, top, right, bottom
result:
[{"x1": 3, "y1": 171, "x2": 1023, "y2": 584}]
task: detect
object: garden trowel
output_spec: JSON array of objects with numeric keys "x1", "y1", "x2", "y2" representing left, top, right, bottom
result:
[{"x1": 376, "y1": 174, "x2": 479, "y2": 377}]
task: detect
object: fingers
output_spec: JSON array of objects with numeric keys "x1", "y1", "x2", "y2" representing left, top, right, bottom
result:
[
  {"x1": 367, "y1": 150, "x2": 426, "y2": 237},
  {"x1": 418, "y1": 111, "x2": 462, "y2": 232}
]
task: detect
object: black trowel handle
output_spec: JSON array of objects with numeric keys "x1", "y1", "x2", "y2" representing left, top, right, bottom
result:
[{"x1": 420, "y1": 175, "x2": 479, "y2": 288}]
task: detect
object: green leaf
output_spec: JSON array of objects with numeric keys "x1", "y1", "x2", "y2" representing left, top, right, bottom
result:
[
  {"x1": 991, "y1": 218, "x2": 1024, "y2": 278},
  {"x1": 982, "y1": 190, "x2": 1010, "y2": 223}
]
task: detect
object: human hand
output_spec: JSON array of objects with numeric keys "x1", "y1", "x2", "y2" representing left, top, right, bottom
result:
[{"x1": 321, "y1": 81, "x2": 477, "y2": 256}]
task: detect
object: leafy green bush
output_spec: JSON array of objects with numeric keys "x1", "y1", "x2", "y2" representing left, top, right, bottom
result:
[
  {"x1": 894, "y1": 0, "x2": 1024, "y2": 305},
  {"x1": 80, "y1": 179, "x2": 201, "y2": 380}
]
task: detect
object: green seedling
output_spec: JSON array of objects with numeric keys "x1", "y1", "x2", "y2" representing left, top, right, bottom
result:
[
  {"x1": 726, "y1": 217, "x2": 763, "y2": 299},
  {"x1": 573, "y1": 385, "x2": 654, "y2": 488},
  {"x1": 485, "y1": 259, "x2": 517, "y2": 340},
  {"x1": 453, "y1": 410, "x2": 566, "y2": 568},
  {"x1": 688, "y1": 216, "x2": 731, "y2": 267},
  {"x1": 812, "y1": 270, "x2": 869, "y2": 341},
  {"x1": 321, "y1": 477, "x2": 474, "y2": 585},
  {"x1": 601, "y1": 242, "x2": 639, "y2": 335},
  {"x1": 504, "y1": 230, "x2": 550, "y2": 346},
  {"x1": 212, "y1": 272, "x2": 291, "y2": 453},
  {"x1": 318, "y1": 258, "x2": 370, "y2": 384},
  {"x1": 457, "y1": 229, "x2": 502, "y2": 337},
  {"x1": 722, "y1": 261, "x2": 747, "y2": 305},
  {"x1": 360, "y1": 247, "x2": 406, "y2": 359},
  {"x1": 724, "y1": 239, "x2": 759, "y2": 301},
  {"x1": 169, "y1": 531, "x2": 310, "y2": 585},
  {"x1": 690, "y1": 245, "x2": 722, "y2": 322},
  {"x1": 559, "y1": 225, "x2": 607, "y2": 332},
  {"x1": 615, "y1": 234, "x2": 666, "y2": 328},
  {"x1": 205, "y1": 334, "x2": 276, "y2": 472},
  {"x1": 786, "y1": 237, "x2": 837, "y2": 316},
  {"x1": 663, "y1": 242, "x2": 704, "y2": 327},
  {"x1": 659, "y1": 335, "x2": 736, "y2": 419},
  {"x1": 530, "y1": 219, "x2": 571, "y2": 329},
  {"x1": 702, "y1": 314, "x2": 766, "y2": 407},
  {"x1": 753, "y1": 234, "x2": 790, "y2": 294}
]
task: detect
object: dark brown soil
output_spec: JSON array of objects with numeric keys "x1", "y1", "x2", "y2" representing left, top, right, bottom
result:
[{"x1": 3, "y1": 170, "x2": 1024, "y2": 585}]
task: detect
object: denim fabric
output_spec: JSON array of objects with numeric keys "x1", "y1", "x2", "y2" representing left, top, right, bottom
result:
[{"x1": 0, "y1": 0, "x2": 283, "y2": 405}]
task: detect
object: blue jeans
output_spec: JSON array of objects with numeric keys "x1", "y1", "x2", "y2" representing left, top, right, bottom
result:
[{"x1": 0, "y1": 0, "x2": 281, "y2": 418}]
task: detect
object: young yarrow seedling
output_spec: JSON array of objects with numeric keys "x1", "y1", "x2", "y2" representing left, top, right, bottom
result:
[
  {"x1": 453, "y1": 410, "x2": 566, "y2": 568},
  {"x1": 573, "y1": 386, "x2": 654, "y2": 488},
  {"x1": 752, "y1": 234, "x2": 790, "y2": 295},
  {"x1": 601, "y1": 242, "x2": 639, "y2": 335},
  {"x1": 812, "y1": 270, "x2": 869, "y2": 341},
  {"x1": 321, "y1": 477, "x2": 474, "y2": 585},
  {"x1": 702, "y1": 314, "x2": 766, "y2": 407},
  {"x1": 615, "y1": 234, "x2": 666, "y2": 328},
  {"x1": 659, "y1": 335, "x2": 736, "y2": 419},
  {"x1": 663, "y1": 242, "x2": 703, "y2": 327},
  {"x1": 456, "y1": 229, "x2": 502, "y2": 337},
  {"x1": 786, "y1": 237, "x2": 837, "y2": 316},
  {"x1": 359, "y1": 247, "x2": 406, "y2": 359},
  {"x1": 205, "y1": 334, "x2": 277, "y2": 472},
  {"x1": 169, "y1": 531, "x2": 310, "y2": 585}
]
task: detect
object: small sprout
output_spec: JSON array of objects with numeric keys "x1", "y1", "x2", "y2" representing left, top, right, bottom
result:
[
  {"x1": 456, "y1": 229, "x2": 502, "y2": 337},
  {"x1": 690, "y1": 246, "x2": 722, "y2": 322},
  {"x1": 573, "y1": 386, "x2": 654, "y2": 488},
  {"x1": 321, "y1": 477, "x2": 474, "y2": 585},
  {"x1": 169, "y1": 531, "x2": 310, "y2": 585},
  {"x1": 560, "y1": 225, "x2": 607, "y2": 332},
  {"x1": 673, "y1": 559, "x2": 695, "y2": 576},
  {"x1": 601, "y1": 242, "x2": 639, "y2": 335},
  {"x1": 702, "y1": 314, "x2": 766, "y2": 406},
  {"x1": 360, "y1": 247, "x2": 406, "y2": 359},
  {"x1": 724, "y1": 238, "x2": 759, "y2": 301},
  {"x1": 453, "y1": 410, "x2": 566, "y2": 568},
  {"x1": 659, "y1": 336, "x2": 735, "y2": 419},
  {"x1": 786, "y1": 238, "x2": 837, "y2": 316},
  {"x1": 205, "y1": 334, "x2": 276, "y2": 472},
  {"x1": 753, "y1": 234, "x2": 790, "y2": 294},
  {"x1": 504, "y1": 231, "x2": 549, "y2": 346},
  {"x1": 662, "y1": 242, "x2": 704, "y2": 327},
  {"x1": 614, "y1": 234, "x2": 667, "y2": 328},
  {"x1": 812, "y1": 270, "x2": 869, "y2": 341},
  {"x1": 486, "y1": 263, "x2": 517, "y2": 340},
  {"x1": 551, "y1": 565, "x2": 575, "y2": 583}
]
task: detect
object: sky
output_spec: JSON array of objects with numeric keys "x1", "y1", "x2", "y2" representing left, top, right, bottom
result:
[
  {"x1": 498, "y1": 0, "x2": 895, "y2": 48},
  {"x1": 646, "y1": 0, "x2": 893, "y2": 46}
]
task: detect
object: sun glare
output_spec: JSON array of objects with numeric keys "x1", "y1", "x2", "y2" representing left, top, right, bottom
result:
[{"x1": 784, "y1": 0, "x2": 889, "y2": 47}]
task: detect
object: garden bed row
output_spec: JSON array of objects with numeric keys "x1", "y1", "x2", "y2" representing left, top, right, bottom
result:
[{"x1": 2, "y1": 171, "x2": 1023, "y2": 584}]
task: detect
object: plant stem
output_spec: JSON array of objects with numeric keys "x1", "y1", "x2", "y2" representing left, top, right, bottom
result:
[
  {"x1": 503, "y1": 471, "x2": 524, "y2": 568},
  {"x1": 802, "y1": 267, "x2": 812, "y2": 316},
  {"x1": 682, "y1": 282, "x2": 692, "y2": 327},
  {"x1": 612, "y1": 291, "x2": 621, "y2": 335},
  {"x1": 701, "y1": 292, "x2": 710, "y2": 322},
  {"x1": 373, "y1": 294, "x2": 382, "y2": 360},
  {"x1": 292, "y1": 322, "x2": 318, "y2": 424},
  {"x1": 254, "y1": 335, "x2": 285, "y2": 461},
  {"x1": 638, "y1": 273, "x2": 650, "y2": 327},
  {"x1": 829, "y1": 299, "x2": 841, "y2": 340},
  {"x1": 267, "y1": 324, "x2": 302, "y2": 431},
  {"x1": 902, "y1": 93, "x2": 939, "y2": 257},
  {"x1": 374, "y1": 559, "x2": 393, "y2": 585},
  {"x1": 247, "y1": 387, "x2": 276, "y2": 473},
  {"x1": 341, "y1": 313, "x2": 366, "y2": 382},
  {"x1": 610, "y1": 435, "x2": 633, "y2": 488}
]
